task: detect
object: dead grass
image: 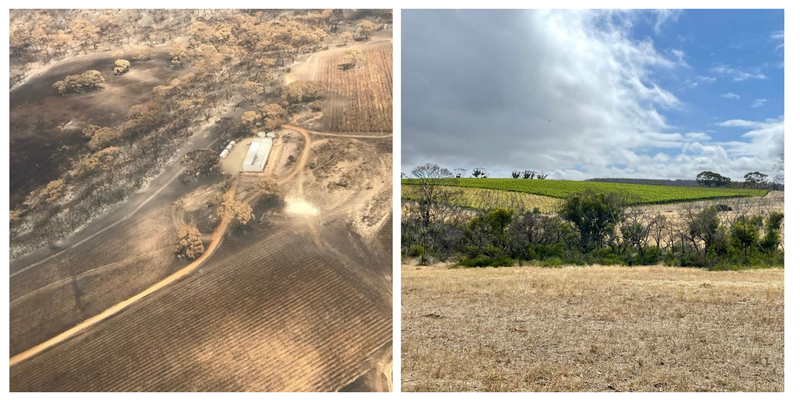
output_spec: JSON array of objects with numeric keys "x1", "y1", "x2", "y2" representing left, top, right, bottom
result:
[{"x1": 401, "y1": 265, "x2": 783, "y2": 392}]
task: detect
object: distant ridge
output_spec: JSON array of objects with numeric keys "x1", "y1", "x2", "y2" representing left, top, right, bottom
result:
[{"x1": 586, "y1": 177, "x2": 783, "y2": 190}]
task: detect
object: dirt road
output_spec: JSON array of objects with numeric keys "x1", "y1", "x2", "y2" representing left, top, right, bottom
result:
[
  {"x1": 11, "y1": 125, "x2": 313, "y2": 365},
  {"x1": 10, "y1": 122, "x2": 386, "y2": 370},
  {"x1": 10, "y1": 129, "x2": 223, "y2": 276},
  {"x1": 278, "y1": 125, "x2": 312, "y2": 184},
  {"x1": 10, "y1": 180, "x2": 238, "y2": 367}
]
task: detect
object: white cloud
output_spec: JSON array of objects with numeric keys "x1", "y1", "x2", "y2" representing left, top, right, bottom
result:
[
  {"x1": 681, "y1": 75, "x2": 715, "y2": 90},
  {"x1": 651, "y1": 9, "x2": 681, "y2": 34},
  {"x1": 403, "y1": 10, "x2": 783, "y2": 180},
  {"x1": 720, "y1": 117, "x2": 784, "y2": 160},
  {"x1": 668, "y1": 48, "x2": 689, "y2": 66},
  {"x1": 685, "y1": 132, "x2": 711, "y2": 141},
  {"x1": 721, "y1": 92, "x2": 740, "y2": 99},
  {"x1": 751, "y1": 98, "x2": 768, "y2": 108},
  {"x1": 771, "y1": 30, "x2": 784, "y2": 40},
  {"x1": 716, "y1": 119, "x2": 761, "y2": 128},
  {"x1": 710, "y1": 65, "x2": 767, "y2": 81}
]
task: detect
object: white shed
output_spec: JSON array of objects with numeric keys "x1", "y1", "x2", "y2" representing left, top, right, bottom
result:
[{"x1": 241, "y1": 138, "x2": 273, "y2": 172}]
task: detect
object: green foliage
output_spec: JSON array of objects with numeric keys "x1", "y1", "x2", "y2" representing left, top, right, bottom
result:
[
  {"x1": 696, "y1": 170, "x2": 732, "y2": 187},
  {"x1": 730, "y1": 216, "x2": 761, "y2": 256},
  {"x1": 560, "y1": 191, "x2": 623, "y2": 250},
  {"x1": 402, "y1": 178, "x2": 765, "y2": 205},
  {"x1": 541, "y1": 257, "x2": 563, "y2": 267},
  {"x1": 407, "y1": 244, "x2": 425, "y2": 257},
  {"x1": 403, "y1": 180, "x2": 781, "y2": 271},
  {"x1": 760, "y1": 212, "x2": 784, "y2": 252},
  {"x1": 459, "y1": 255, "x2": 514, "y2": 267}
]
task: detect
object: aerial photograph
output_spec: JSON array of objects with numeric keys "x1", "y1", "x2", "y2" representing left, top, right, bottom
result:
[
  {"x1": 401, "y1": 9, "x2": 784, "y2": 392},
  {"x1": 9, "y1": 9, "x2": 393, "y2": 391}
]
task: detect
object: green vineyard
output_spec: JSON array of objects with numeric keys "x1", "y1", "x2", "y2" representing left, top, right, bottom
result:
[
  {"x1": 402, "y1": 185, "x2": 565, "y2": 213},
  {"x1": 402, "y1": 178, "x2": 767, "y2": 206}
]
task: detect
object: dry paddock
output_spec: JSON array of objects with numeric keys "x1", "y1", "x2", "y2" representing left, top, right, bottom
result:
[{"x1": 401, "y1": 265, "x2": 783, "y2": 392}]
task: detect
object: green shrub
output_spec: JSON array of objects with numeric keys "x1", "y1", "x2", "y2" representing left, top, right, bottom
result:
[
  {"x1": 407, "y1": 244, "x2": 424, "y2": 257},
  {"x1": 541, "y1": 257, "x2": 563, "y2": 267},
  {"x1": 459, "y1": 255, "x2": 514, "y2": 267}
]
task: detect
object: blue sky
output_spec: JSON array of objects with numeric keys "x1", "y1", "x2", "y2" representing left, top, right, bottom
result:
[
  {"x1": 645, "y1": 10, "x2": 784, "y2": 152},
  {"x1": 401, "y1": 10, "x2": 785, "y2": 181}
]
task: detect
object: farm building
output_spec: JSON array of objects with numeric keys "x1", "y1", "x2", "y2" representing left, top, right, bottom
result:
[{"x1": 241, "y1": 137, "x2": 273, "y2": 172}]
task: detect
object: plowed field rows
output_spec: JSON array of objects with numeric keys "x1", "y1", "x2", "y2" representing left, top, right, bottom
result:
[
  {"x1": 11, "y1": 231, "x2": 392, "y2": 392},
  {"x1": 378, "y1": 215, "x2": 393, "y2": 255},
  {"x1": 319, "y1": 44, "x2": 392, "y2": 133},
  {"x1": 402, "y1": 185, "x2": 564, "y2": 214},
  {"x1": 10, "y1": 207, "x2": 179, "y2": 356}
]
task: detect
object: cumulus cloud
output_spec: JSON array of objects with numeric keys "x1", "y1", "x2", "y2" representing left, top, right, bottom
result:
[
  {"x1": 721, "y1": 92, "x2": 740, "y2": 99},
  {"x1": 751, "y1": 98, "x2": 768, "y2": 108},
  {"x1": 402, "y1": 10, "x2": 783, "y2": 180},
  {"x1": 719, "y1": 117, "x2": 784, "y2": 159},
  {"x1": 710, "y1": 65, "x2": 767, "y2": 81}
]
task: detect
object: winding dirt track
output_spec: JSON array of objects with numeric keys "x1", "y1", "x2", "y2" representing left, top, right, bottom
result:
[
  {"x1": 10, "y1": 122, "x2": 389, "y2": 368},
  {"x1": 277, "y1": 124, "x2": 312, "y2": 184},
  {"x1": 9, "y1": 180, "x2": 237, "y2": 367},
  {"x1": 10, "y1": 126, "x2": 316, "y2": 367}
]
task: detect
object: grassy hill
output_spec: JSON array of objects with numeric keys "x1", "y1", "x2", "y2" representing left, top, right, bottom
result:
[{"x1": 402, "y1": 178, "x2": 767, "y2": 205}]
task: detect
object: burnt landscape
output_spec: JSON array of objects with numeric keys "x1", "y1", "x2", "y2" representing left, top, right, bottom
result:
[{"x1": 9, "y1": 9, "x2": 392, "y2": 392}]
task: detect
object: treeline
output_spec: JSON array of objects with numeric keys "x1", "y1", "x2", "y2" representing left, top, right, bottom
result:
[
  {"x1": 401, "y1": 164, "x2": 784, "y2": 270},
  {"x1": 9, "y1": 9, "x2": 386, "y2": 87},
  {"x1": 588, "y1": 177, "x2": 785, "y2": 191}
]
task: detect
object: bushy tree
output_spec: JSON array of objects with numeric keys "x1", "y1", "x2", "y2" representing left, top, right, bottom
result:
[
  {"x1": 53, "y1": 70, "x2": 105, "y2": 95},
  {"x1": 260, "y1": 103, "x2": 286, "y2": 130},
  {"x1": 86, "y1": 126, "x2": 120, "y2": 150},
  {"x1": 216, "y1": 199, "x2": 254, "y2": 226},
  {"x1": 730, "y1": 216, "x2": 761, "y2": 257},
  {"x1": 181, "y1": 149, "x2": 220, "y2": 177},
  {"x1": 341, "y1": 48, "x2": 365, "y2": 69},
  {"x1": 472, "y1": 167, "x2": 488, "y2": 178},
  {"x1": 687, "y1": 206, "x2": 728, "y2": 255},
  {"x1": 760, "y1": 212, "x2": 784, "y2": 252},
  {"x1": 463, "y1": 207, "x2": 515, "y2": 260},
  {"x1": 744, "y1": 171, "x2": 768, "y2": 188},
  {"x1": 356, "y1": 20, "x2": 377, "y2": 39},
  {"x1": 340, "y1": 31, "x2": 353, "y2": 45},
  {"x1": 559, "y1": 191, "x2": 624, "y2": 250},
  {"x1": 280, "y1": 81, "x2": 323, "y2": 107},
  {"x1": 78, "y1": 147, "x2": 123, "y2": 176},
  {"x1": 696, "y1": 171, "x2": 731, "y2": 187},
  {"x1": 175, "y1": 227, "x2": 204, "y2": 259},
  {"x1": 113, "y1": 59, "x2": 130, "y2": 75}
]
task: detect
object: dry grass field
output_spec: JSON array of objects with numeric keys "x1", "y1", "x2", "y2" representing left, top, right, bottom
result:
[{"x1": 402, "y1": 265, "x2": 784, "y2": 392}]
